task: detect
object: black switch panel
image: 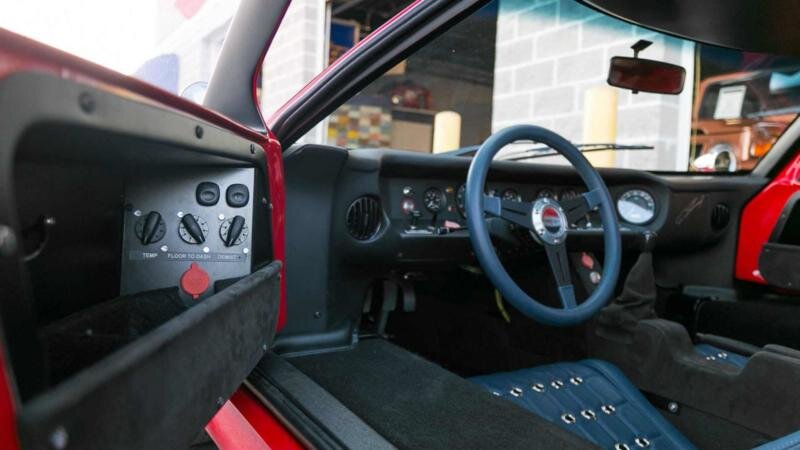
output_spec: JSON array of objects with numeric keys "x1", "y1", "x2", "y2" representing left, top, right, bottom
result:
[
  {"x1": 196, "y1": 182, "x2": 220, "y2": 206},
  {"x1": 121, "y1": 168, "x2": 254, "y2": 298},
  {"x1": 226, "y1": 183, "x2": 249, "y2": 208}
]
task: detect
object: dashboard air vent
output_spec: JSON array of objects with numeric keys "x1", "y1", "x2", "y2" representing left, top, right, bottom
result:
[
  {"x1": 346, "y1": 196, "x2": 382, "y2": 240},
  {"x1": 711, "y1": 203, "x2": 730, "y2": 231}
]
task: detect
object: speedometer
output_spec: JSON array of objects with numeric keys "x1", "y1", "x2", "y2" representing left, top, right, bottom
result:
[{"x1": 617, "y1": 189, "x2": 656, "y2": 225}]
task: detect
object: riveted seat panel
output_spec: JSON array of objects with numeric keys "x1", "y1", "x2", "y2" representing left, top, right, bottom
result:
[{"x1": 470, "y1": 360, "x2": 696, "y2": 450}]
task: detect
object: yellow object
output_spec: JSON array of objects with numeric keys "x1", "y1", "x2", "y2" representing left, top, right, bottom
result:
[
  {"x1": 582, "y1": 86, "x2": 618, "y2": 167},
  {"x1": 433, "y1": 111, "x2": 462, "y2": 153},
  {"x1": 495, "y1": 290, "x2": 511, "y2": 323}
]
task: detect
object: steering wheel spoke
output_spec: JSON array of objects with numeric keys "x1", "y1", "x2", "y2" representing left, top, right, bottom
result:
[
  {"x1": 561, "y1": 188, "x2": 603, "y2": 225},
  {"x1": 544, "y1": 241, "x2": 576, "y2": 308},
  {"x1": 483, "y1": 195, "x2": 533, "y2": 229}
]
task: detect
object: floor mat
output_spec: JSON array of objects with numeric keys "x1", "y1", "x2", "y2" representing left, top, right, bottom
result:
[{"x1": 289, "y1": 338, "x2": 594, "y2": 449}]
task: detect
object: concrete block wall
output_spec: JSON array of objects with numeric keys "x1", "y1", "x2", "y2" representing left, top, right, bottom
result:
[
  {"x1": 260, "y1": 0, "x2": 328, "y2": 143},
  {"x1": 493, "y1": 0, "x2": 695, "y2": 170}
]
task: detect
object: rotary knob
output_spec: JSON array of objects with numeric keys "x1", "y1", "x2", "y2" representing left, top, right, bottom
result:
[
  {"x1": 179, "y1": 214, "x2": 209, "y2": 244},
  {"x1": 219, "y1": 215, "x2": 248, "y2": 247},
  {"x1": 134, "y1": 211, "x2": 166, "y2": 245}
]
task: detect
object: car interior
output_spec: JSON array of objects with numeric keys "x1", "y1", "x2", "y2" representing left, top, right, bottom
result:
[{"x1": 1, "y1": 0, "x2": 800, "y2": 449}]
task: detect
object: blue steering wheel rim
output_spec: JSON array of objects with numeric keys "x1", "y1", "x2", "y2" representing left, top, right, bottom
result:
[{"x1": 465, "y1": 125, "x2": 622, "y2": 326}]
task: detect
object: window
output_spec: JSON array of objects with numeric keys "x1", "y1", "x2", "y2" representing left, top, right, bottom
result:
[
  {"x1": 0, "y1": 0, "x2": 240, "y2": 99},
  {"x1": 318, "y1": 0, "x2": 800, "y2": 173}
]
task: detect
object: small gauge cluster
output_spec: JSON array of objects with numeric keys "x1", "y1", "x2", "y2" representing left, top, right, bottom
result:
[{"x1": 397, "y1": 182, "x2": 659, "y2": 229}]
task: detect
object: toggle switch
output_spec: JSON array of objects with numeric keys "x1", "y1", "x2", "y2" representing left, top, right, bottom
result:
[
  {"x1": 226, "y1": 184, "x2": 249, "y2": 208},
  {"x1": 196, "y1": 182, "x2": 220, "y2": 206}
]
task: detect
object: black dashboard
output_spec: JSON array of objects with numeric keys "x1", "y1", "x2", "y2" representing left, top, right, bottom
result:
[
  {"x1": 280, "y1": 143, "x2": 770, "y2": 353},
  {"x1": 363, "y1": 149, "x2": 673, "y2": 264}
]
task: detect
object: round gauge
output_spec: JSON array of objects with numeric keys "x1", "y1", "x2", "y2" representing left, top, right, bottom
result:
[
  {"x1": 456, "y1": 184, "x2": 467, "y2": 216},
  {"x1": 502, "y1": 188, "x2": 522, "y2": 202},
  {"x1": 617, "y1": 189, "x2": 656, "y2": 225},
  {"x1": 423, "y1": 187, "x2": 445, "y2": 212},
  {"x1": 560, "y1": 188, "x2": 579, "y2": 201},
  {"x1": 537, "y1": 188, "x2": 556, "y2": 199}
]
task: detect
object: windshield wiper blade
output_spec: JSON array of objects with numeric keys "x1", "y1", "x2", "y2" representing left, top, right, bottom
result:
[{"x1": 500, "y1": 143, "x2": 654, "y2": 161}]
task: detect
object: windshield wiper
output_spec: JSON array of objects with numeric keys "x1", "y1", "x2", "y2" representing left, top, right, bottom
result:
[{"x1": 500, "y1": 143, "x2": 654, "y2": 161}]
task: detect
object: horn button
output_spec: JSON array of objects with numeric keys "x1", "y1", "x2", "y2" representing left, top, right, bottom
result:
[{"x1": 531, "y1": 197, "x2": 568, "y2": 245}]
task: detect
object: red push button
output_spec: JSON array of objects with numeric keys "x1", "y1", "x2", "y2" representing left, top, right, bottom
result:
[
  {"x1": 580, "y1": 252, "x2": 594, "y2": 270},
  {"x1": 180, "y1": 263, "x2": 209, "y2": 299}
]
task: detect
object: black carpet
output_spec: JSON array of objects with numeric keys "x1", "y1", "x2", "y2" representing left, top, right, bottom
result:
[{"x1": 289, "y1": 338, "x2": 594, "y2": 449}]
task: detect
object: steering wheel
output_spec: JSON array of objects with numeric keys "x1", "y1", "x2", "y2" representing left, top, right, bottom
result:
[{"x1": 466, "y1": 125, "x2": 621, "y2": 326}]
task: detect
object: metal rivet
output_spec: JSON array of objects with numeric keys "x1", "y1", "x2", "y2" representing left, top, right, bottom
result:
[
  {"x1": 78, "y1": 92, "x2": 95, "y2": 113},
  {"x1": 218, "y1": 214, "x2": 225, "y2": 220},
  {"x1": 550, "y1": 380, "x2": 564, "y2": 389},
  {"x1": 615, "y1": 444, "x2": 631, "y2": 450},
  {"x1": 561, "y1": 413, "x2": 576, "y2": 424},
  {"x1": 242, "y1": 247, "x2": 249, "y2": 254},
  {"x1": 569, "y1": 376, "x2": 583, "y2": 385},
  {"x1": 705, "y1": 355, "x2": 716, "y2": 361},
  {"x1": 667, "y1": 401, "x2": 679, "y2": 413},
  {"x1": 635, "y1": 437, "x2": 651, "y2": 448},
  {"x1": 510, "y1": 387, "x2": 523, "y2": 397},
  {"x1": 718, "y1": 352, "x2": 728, "y2": 359},
  {"x1": 601, "y1": 404, "x2": 616, "y2": 414},
  {"x1": 203, "y1": 246, "x2": 210, "y2": 253},
  {"x1": 195, "y1": 125, "x2": 204, "y2": 139},
  {"x1": 492, "y1": 391, "x2": 501, "y2": 396},
  {"x1": 531, "y1": 382, "x2": 545, "y2": 393},
  {"x1": 133, "y1": 209, "x2": 142, "y2": 217},
  {"x1": 50, "y1": 426, "x2": 68, "y2": 449},
  {"x1": 177, "y1": 211, "x2": 184, "y2": 218},
  {"x1": 581, "y1": 409, "x2": 596, "y2": 420},
  {"x1": 160, "y1": 245, "x2": 168, "y2": 252}
]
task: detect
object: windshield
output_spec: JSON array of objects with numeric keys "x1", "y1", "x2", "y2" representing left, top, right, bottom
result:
[{"x1": 308, "y1": 0, "x2": 800, "y2": 173}]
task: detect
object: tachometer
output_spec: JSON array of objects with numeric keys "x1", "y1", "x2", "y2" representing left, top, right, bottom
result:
[
  {"x1": 617, "y1": 189, "x2": 656, "y2": 225},
  {"x1": 423, "y1": 187, "x2": 445, "y2": 212}
]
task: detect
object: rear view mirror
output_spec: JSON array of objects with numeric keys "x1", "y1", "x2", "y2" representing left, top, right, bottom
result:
[{"x1": 607, "y1": 56, "x2": 686, "y2": 95}]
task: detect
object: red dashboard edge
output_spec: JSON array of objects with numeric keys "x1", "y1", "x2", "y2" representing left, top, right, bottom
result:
[{"x1": 736, "y1": 151, "x2": 800, "y2": 284}]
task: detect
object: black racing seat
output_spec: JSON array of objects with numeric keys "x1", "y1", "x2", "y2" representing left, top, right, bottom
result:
[{"x1": 472, "y1": 357, "x2": 799, "y2": 450}]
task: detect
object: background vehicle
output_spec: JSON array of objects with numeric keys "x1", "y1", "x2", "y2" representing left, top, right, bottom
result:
[{"x1": 692, "y1": 69, "x2": 800, "y2": 171}]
